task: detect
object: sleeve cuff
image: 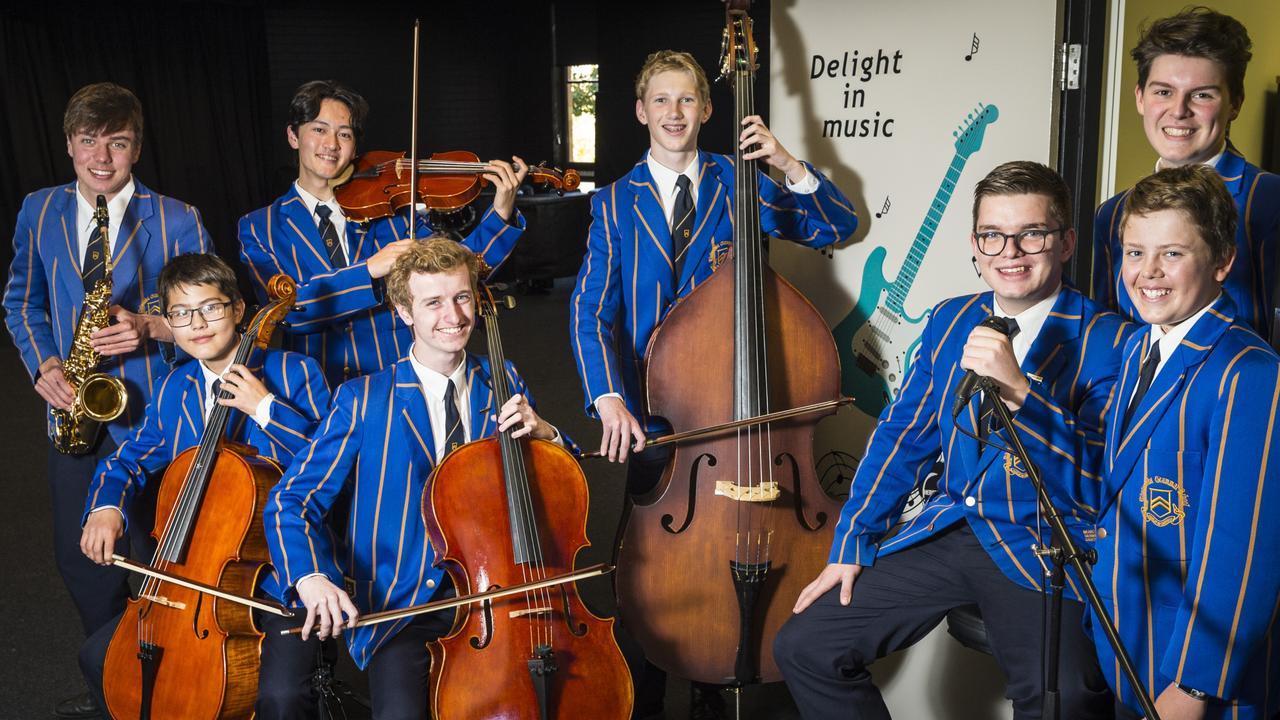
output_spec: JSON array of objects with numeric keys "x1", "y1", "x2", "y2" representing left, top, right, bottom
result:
[
  {"x1": 253, "y1": 394, "x2": 275, "y2": 428},
  {"x1": 785, "y1": 165, "x2": 820, "y2": 194}
]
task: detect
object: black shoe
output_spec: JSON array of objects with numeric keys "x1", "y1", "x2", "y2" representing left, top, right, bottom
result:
[
  {"x1": 54, "y1": 691, "x2": 101, "y2": 719},
  {"x1": 690, "y1": 683, "x2": 727, "y2": 720}
]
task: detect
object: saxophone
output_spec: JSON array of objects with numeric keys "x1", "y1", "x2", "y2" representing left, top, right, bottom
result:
[{"x1": 51, "y1": 194, "x2": 128, "y2": 455}]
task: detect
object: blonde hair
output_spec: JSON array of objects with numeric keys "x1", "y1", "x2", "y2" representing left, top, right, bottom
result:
[
  {"x1": 635, "y1": 50, "x2": 710, "y2": 103},
  {"x1": 385, "y1": 237, "x2": 480, "y2": 309}
]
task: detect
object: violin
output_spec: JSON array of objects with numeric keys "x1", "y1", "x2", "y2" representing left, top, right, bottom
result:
[
  {"x1": 331, "y1": 150, "x2": 581, "y2": 223},
  {"x1": 100, "y1": 276, "x2": 297, "y2": 720},
  {"x1": 421, "y1": 287, "x2": 632, "y2": 719},
  {"x1": 612, "y1": 1, "x2": 843, "y2": 687}
]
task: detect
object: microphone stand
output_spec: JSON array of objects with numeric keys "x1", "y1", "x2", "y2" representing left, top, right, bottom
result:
[{"x1": 973, "y1": 377, "x2": 1160, "y2": 720}]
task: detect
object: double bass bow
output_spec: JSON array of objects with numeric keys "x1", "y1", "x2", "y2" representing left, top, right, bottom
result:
[
  {"x1": 421, "y1": 286, "x2": 632, "y2": 720},
  {"x1": 101, "y1": 276, "x2": 297, "y2": 720},
  {"x1": 614, "y1": 0, "x2": 844, "y2": 688}
]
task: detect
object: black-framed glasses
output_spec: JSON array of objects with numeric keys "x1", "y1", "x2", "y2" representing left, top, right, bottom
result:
[
  {"x1": 974, "y1": 227, "x2": 1064, "y2": 256},
  {"x1": 165, "y1": 301, "x2": 233, "y2": 327}
]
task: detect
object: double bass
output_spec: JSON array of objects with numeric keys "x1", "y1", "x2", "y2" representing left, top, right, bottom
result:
[
  {"x1": 422, "y1": 287, "x2": 632, "y2": 720},
  {"x1": 101, "y1": 276, "x2": 297, "y2": 719},
  {"x1": 614, "y1": 2, "x2": 844, "y2": 686}
]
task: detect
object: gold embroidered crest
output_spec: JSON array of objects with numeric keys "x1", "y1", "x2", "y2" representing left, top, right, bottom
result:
[
  {"x1": 141, "y1": 293, "x2": 163, "y2": 316},
  {"x1": 710, "y1": 240, "x2": 733, "y2": 271},
  {"x1": 1003, "y1": 452, "x2": 1028, "y2": 478},
  {"x1": 1140, "y1": 475, "x2": 1188, "y2": 527}
]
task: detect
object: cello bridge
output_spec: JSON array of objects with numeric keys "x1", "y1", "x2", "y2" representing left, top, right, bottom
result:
[
  {"x1": 715, "y1": 481, "x2": 780, "y2": 502},
  {"x1": 140, "y1": 594, "x2": 186, "y2": 610},
  {"x1": 508, "y1": 606, "x2": 553, "y2": 619}
]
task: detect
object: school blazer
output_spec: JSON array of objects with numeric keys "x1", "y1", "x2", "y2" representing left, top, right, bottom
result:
[
  {"x1": 830, "y1": 287, "x2": 1135, "y2": 600},
  {"x1": 1092, "y1": 145, "x2": 1280, "y2": 342},
  {"x1": 83, "y1": 348, "x2": 329, "y2": 600},
  {"x1": 569, "y1": 151, "x2": 858, "y2": 433},
  {"x1": 265, "y1": 353, "x2": 569, "y2": 668},
  {"x1": 1092, "y1": 295, "x2": 1280, "y2": 718},
  {"x1": 3, "y1": 180, "x2": 210, "y2": 443},
  {"x1": 238, "y1": 187, "x2": 523, "y2": 386}
]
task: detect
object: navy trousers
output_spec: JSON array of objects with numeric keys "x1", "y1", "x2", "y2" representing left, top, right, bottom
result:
[{"x1": 774, "y1": 523, "x2": 1114, "y2": 719}]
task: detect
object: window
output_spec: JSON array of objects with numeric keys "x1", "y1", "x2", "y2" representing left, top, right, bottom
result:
[{"x1": 566, "y1": 64, "x2": 598, "y2": 171}]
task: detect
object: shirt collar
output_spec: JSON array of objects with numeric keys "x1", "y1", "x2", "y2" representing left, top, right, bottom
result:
[
  {"x1": 645, "y1": 152, "x2": 699, "y2": 206},
  {"x1": 292, "y1": 181, "x2": 342, "y2": 220},
  {"x1": 993, "y1": 285, "x2": 1061, "y2": 349},
  {"x1": 407, "y1": 347, "x2": 468, "y2": 402},
  {"x1": 1154, "y1": 144, "x2": 1225, "y2": 172},
  {"x1": 76, "y1": 177, "x2": 135, "y2": 232},
  {"x1": 1146, "y1": 292, "x2": 1220, "y2": 360}
]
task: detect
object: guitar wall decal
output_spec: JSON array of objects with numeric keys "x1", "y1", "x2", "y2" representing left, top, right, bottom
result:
[{"x1": 832, "y1": 103, "x2": 999, "y2": 417}]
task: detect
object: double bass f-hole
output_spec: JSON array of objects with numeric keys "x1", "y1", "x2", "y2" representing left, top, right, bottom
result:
[
  {"x1": 775, "y1": 452, "x2": 829, "y2": 532},
  {"x1": 660, "y1": 453, "x2": 717, "y2": 535}
]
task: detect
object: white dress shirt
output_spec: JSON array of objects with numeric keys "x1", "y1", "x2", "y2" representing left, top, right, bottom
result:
[
  {"x1": 293, "y1": 182, "x2": 350, "y2": 264},
  {"x1": 992, "y1": 285, "x2": 1063, "y2": 366},
  {"x1": 644, "y1": 151, "x2": 819, "y2": 228},
  {"x1": 75, "y1": 178, "x2": 135, "y2": 267},
  {"x1": 407, "y1": 350, "x2": 472, "y2": 461},
  {"x1": 1129, "y1": 293, "x2": 1220, "y2": 402},
  {"x1": 200, "y1": 361, "x2": 274, "y2": 427}
]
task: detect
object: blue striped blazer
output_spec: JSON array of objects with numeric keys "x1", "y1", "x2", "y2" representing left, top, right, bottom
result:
[
  {"x1": 265, "y1": 353, "x2": 559, "y2": 668},
  {"x1": 830, "y1": 287, "x2": 1135, "y2": 600},
  {"x1": 1092, "y1": 146, "x2": 1280, "y2": 342},
  {"x1": 3, "y1": 180, "x2": 210, "y2": 443},
  {"x1": 1092, "y1": 295, "x2": 1280, "y2": 718},
  {"x1": 238, "y1": 187, "x2": 522, "y2": 387},
  {"x1": 569, "y1": 151, "x2": 858, "y2": 433},
  {"x1": 83, "y1": 347, "x2": 329, "y2": 599}
]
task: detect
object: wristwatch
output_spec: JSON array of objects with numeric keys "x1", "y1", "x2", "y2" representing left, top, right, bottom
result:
[{"x1": 1176, "y1": 683, "x2": 1208, "y2": 701}]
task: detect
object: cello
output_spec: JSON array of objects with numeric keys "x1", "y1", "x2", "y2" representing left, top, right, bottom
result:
[
  {"x1": 422, "y1": 286, "x2": 632, "y2": 720},
  {"x1": 101, "y1": 276, "x2": 297, "y2": 720},
  {"x1": 614, "y1": 1, "x2": 844, "y2": 687}
]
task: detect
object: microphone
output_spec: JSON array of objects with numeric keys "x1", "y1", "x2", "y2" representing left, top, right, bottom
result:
[{"x1": 951, "y1": 316, "x2": 1012, "y2": 419}]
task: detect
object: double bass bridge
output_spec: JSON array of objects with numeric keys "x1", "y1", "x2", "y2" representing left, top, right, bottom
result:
[{"x1": 714, "y1": 480, "x2": 779, "y2": 502}]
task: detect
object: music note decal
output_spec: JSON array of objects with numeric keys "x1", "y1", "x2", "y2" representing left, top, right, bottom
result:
[
  {"x1": 874, "y1": 196, "x2": 891, "y2": 219},
  {"x1": 964, "y1": 33, "x2": 980, "y2": 61}
]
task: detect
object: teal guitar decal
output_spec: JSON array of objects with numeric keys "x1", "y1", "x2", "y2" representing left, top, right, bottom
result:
[{"x1": 832, "y1": 103, "x2": 999, "y2": 417}]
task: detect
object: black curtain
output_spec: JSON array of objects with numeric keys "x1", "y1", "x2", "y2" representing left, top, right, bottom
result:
[{"x1": 0, "y1": 1, "x2": 274, "y2": 270}]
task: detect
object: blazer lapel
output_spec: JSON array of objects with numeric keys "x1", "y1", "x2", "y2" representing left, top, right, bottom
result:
[
  {"x1": 279, "y1": 189, "x2": 333, "y2": 275},
  {"x1": 628, "y1": 157, "x2": 679, "y2": 288},
  {"x1": 678, "y1": 152, "x2": 727, "y2": 292},
  {"x1": 179, "y1": 367, "x2": 206, "y2": 446},
  {"x1": 51, "y1": 185, "x2": 85, "y2": 314},
  {"x1": 393, "y1": 359, "x2": 436, "y2": 469},
  {"x1": 110, "y1": 182, "x2": 155, "y2": 302}
]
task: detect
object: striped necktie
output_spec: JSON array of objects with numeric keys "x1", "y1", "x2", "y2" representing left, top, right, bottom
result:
[
  {"x1": 671, "y1": 175, "x2": 695, "y2": 280},
  {"x1": 443, "y1": 379, "x2": 465, "y2": 456},
  {"x1": 316, "y1": 205, "x2": 346, "y2": 269}
]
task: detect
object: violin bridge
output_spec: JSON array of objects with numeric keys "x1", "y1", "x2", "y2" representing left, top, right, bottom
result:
[
  {"x1": 714, "y1": 481, "x2": 780, "y2": 502},
  {"x1": 508, "y1": 606, "x2": 553, "y2": 619},
  {"x1": 140, "y1": 594, "x2": 187, "y2": 610}
]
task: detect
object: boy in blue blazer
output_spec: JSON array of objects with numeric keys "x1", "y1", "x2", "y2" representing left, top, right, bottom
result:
[
  {"x1": 569, "y1": 48, "x2": 858, "y2": 718},
  {"x1": 264, "y1": 238, "x2": 568, "y2": 719},
  {"x1": 239, "y1": 80, "x2": 528, "y2": 388},
  {"x1": 1092, "y1": 8, "x2": 1280, "y2": 343},
  {"x1": 75, "y1": 252, "x2": 330, "y2": 718},
  {"x1": 2, "y1": 82, "x2": 209, "y2": 718},
  {"x1": 1094, "y1": 165, "x2": 1280, "y2": 719},
  {"x1": 776, "y1": 162, "x2": 1130, "y2": 719}
]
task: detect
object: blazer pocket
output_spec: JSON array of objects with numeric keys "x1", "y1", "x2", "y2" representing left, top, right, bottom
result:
[{"x1": 1132, "y1": 449, "x2": 1202, "y2": 563}]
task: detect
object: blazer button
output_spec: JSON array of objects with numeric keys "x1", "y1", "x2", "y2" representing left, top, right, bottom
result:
[
  {"x1": 1097, "y1": 527, "x2": 1108, "y2": 540},
  {"x1": 964, "y1": 496, "x2": 976, "y2": 507},
  {"x1": 425, "y1": 579, "x2": 436, "y2": 589},
  {"x1": 926, "y1": 524, "x2": 935, "y2": 532}
]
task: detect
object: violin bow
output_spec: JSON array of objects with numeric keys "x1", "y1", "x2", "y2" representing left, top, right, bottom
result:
[
  {"x1": 581, "y1": 397, "x2": 855, "y2": 459},
  {"x1": 110, "y1": 554, "x2": 294, "y2": 617},
  {"x1": 408, "y1": 18, "x2": 421, "y2": 241},
  {"x1": 280, "y1": 563, "x2": 614, "y2": 635}
]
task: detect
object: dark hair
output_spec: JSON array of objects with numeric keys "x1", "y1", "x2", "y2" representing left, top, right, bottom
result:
[
  {"x1": 971, "y1": 161, "x2": 1072, "y2": 231},
  {"x1": 1131, "y1": 7, "x2": 1252, "y2": 104},
  {"x1": 63, "y1": 82, "x2": 144, "y2": 145},
  {"x1": 287, "y1": 80, "x2": 369, "y2": 140},
  {"x1": 1121, "y1": 164, "x2": 1236, "y2": 264},
  {"x1": 158, "y1": 253, "x2": 242, "y2": 312}
]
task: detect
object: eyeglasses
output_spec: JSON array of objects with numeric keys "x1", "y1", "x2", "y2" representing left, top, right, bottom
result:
[
  {"x1": 165, "y1": 301, "x2": 233, "y2": 327},
  {"x1": 974, "y1": 227, "x2": 1064, "y2": 256}
]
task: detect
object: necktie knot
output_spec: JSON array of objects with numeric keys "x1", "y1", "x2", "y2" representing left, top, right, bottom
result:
[
  {"x1": 675, "y1": 175, "x2": 692, "y2": 192},
  {"x1": 1002, "y1": 317, "x2": 1020, "y2": 339},
  {"x1": 315, "y1": 204, "x2": 332, "y2": 222}
]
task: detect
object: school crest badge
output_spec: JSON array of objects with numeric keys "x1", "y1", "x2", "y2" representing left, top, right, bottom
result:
[
  {"x1": 1003, "y1": 452, "x2": 1028, "y2": 479},
  {"x1": 1140, "y1": 475, "x2": 1188, "y2": 527},
  {"x1": 710, "y1": 240, "x2": 733, "y2": 271}
]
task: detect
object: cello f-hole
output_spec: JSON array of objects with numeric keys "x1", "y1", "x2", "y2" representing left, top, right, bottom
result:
[
  {"x1": 191, "y1": 590, "x2": 210, "y2": 640},
  {"x1": 469, "y1": 596, "x2": 494, "y2": 650},
  {"x1": 776, "y1": 452, "x2": 828, "y2": 532},
  {"x1": 661, "y1": 453, "x2": 717, "y2": 534},
  {"x1": 559, "y1": 585, "x2": 588, "y2": 637}
]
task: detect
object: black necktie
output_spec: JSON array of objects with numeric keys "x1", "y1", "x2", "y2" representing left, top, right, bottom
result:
[
  {"x1": 82, "y1": 221, "x2": 107, "y2": 292},
  {"x1": 979, "y1": 317, "x2": 1020, "y2": 440},
  {"x1": 443, "y1": 379, "x2": 465, "y2": 456},
  {"x1": 1121, "y1": 342, "x2": 1161, "y2": 433},
  {"x1": 671, "y1": 175, "x2": 695, "y2": 280},
  {"x1": 316, "y1": 205, "x2": 346, "y2": 269}
]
